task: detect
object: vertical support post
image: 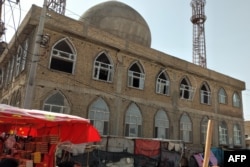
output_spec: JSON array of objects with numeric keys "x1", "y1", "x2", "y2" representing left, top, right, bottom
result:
[
  {"x1": 23, "y1": 0, "x2": 47, "y2": 109},
  {"x1": 202, "y1": 119, "x2": 214, "y2": 167}
]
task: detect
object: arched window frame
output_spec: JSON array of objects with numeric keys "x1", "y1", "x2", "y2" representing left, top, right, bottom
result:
[
  {"x1": 156, "y1": 71, "x2": 170, "y2": 95},
  {"x1": 125, "y1": 103, "x2": 142, "y2": 137},
  {"x1": 233, "y1": 92, "x2": 241, "y2": 108},
  {"x1": 154, "y1": 109, "x2": 169, "y2": 139},
  {"x1": 21, "y1": 39, "x2": 29, "y2": 71},
  {"x1": 15, "y1": 45, "x2": 23, "y2": 77},
  {"x1": 233, "y1": 123, "x2": 241, "y2": 146},
  {"x1": 218, "y1": 88, "x2": 227, "y2": 104},
  {"x1": 93, "y1": 51, "x2": 114, "y2": 82},
  {"x1": 180, "y1": 77, "x2": 195, "y2": 100},
  {"x1": 219, "y1": 121, "x2": 228, "y2": 145},
  {"x1": 49, "y1": 38, "x2": 77, "y2": 74},
  {"x1": 180, "y1": 113, "x2": 192, "y2": 142},
  {"x1": 200, "y1": 82, "x2": 211, "y2": 105},
  {"x1": 128, "y1": 62, "x2": 145, "y2": 90},
  {"x1": 43, "y1": 91, "x2": 70, "y2": 114},
  {"x1": 88, "y1": 97, "x2": 110, "y2": 135}
]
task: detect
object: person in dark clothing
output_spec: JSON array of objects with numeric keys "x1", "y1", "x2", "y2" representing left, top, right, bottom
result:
[
  {"x1": 0, "y1": 158, "x2": 19, "y2": 167},
  {"x1": 57, "y1": 161, "x2": 81, "y2": 167}
]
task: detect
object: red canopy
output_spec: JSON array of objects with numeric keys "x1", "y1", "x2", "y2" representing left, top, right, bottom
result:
[{"x1": 0, "y1": 104, "x2": 101, "y2": 143}]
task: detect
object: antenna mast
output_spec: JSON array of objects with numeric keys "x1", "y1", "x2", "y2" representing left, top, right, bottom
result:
[
  {"x1": 190, "y1": 0, "x2": 207, "y2": 68},
  {"x1": 47, "y1": 0, "x2": 66, "y2": 15}
]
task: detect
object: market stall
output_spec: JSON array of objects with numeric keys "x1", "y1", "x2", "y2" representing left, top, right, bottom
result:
[{"x1": 0, "y1": 104, "x2": 101, "y2": 167}]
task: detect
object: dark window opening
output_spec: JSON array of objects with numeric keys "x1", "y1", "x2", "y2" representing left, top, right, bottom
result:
[{"x1": 50, "y1": 58, "x2": 73, "y2": 73}]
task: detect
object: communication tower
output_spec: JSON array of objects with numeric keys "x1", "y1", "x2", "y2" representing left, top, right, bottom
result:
[
  {"x1": 190, "y1": 0, "x2": 207, "y2": 68},
  {"x1": 47, "y1": 0, "x2": 66, "y2": 15}
]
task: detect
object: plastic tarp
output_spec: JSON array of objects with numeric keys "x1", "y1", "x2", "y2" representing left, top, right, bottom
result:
[{"x1": 0, "y1": 104, "x2": 101, "y2": 143}]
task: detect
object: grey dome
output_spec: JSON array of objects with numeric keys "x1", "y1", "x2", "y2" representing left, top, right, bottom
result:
[{"x1": 80, "y1": 1, "x2": 151, "y2": 47}]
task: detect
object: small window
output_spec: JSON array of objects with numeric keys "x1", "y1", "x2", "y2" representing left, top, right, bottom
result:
[
  {"x1": 233, "y1": 124, "x2": 241, "y2": 146},
  {"x1": 128, "y1": 62, "x2": 145, "y2": 89},
  {"x1": 233, "y1": 92, "x2": 240, "y2": 108},
  {"x1": 180, "y1": 78, "x2": 195, "y2": 100},
  {"x1": 218, "y1": 88, "x2": 227, "y2": 104},
  {"x1": 219, "y1": 121, "x2": 228, "y2": 145},
  {"x1": 93, "y1": 52, "x2": 113, "y2": 82},
  {"x1": 125, "y1": 103, "x2": 142, "y2": 137},
  {"x1": 21, "y1": 39, "x2": 28, "y2": 71},
  {"x1": 180, "y1": 113, "x2": 192, "y2": 142},
  {"x1": 156, "y1": 71, "x2": 170, "y2": 95},
  {"x1": 43, "y1": 92, "x2": 70, "y2": 114},
  {"x1": 50, "y1": 39, "x2": 76, "y2": 74},
  {"x1": 15, "y1": 46, "x2": 23, "y2": 77},
  {"x1": 88, "y1": 98, "x2": 110, "y2": 135},
  {"x1": 200, "y1": 83, "x2": 211, "y2": 105},
  {"x1": 155, "y1": 110, "x2": 169, "y2": 139}
]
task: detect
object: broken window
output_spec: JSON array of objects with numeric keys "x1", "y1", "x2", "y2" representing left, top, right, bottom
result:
[
  {"x1": 15, "y1": 45, "x2": 23, "y2": 77},
  {"x1": 156, "y1": 71, "x2": 170, "y2": 95},
  {"x1": 200, "y1": 83, "x2": 211, "y2": 104},
  {"x1": 128, "y1": 62, "x2": 145, "y2": 89},
  {"x1": 180, "y1": 78, "x2": 195, "y2": 100},
  {"x1": 50, "y1": 39, "x2": 76, "y2": 74},
  {"x1": 93, "y1": 52, "x2": 113, "y2": 82}
]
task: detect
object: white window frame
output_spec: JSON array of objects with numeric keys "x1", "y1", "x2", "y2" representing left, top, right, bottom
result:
[
  {"x1": 128, "y1": 70, "x2": 145, "y2": 89},
  {"x1": 180, "y1": 114, "x2": 192, "y2": 142},
  {"x1": 15, "y1": 45, "x2": 22, "y2": 77},
  {"x1": 21, "y1": 39, "x2": 28, "y2": 71},
  {"x1": 201, "y1": 90, "x2": 211, "y2": 104},
  {"x1": 233, "y1": 93, "x2": 240, "y2": 108},
  {"x1": 156, "y1": 72, "x2": 170, "y2": 95},
  {"x1": 180, "y1": 84, "x2": 195, "y2": 100},
  {"x1": 201, "y1": 117, "x2": 208, "y2": 144},
  {"x1": 43, "y1": 103, "x2": 68, "y2": 113},
  {"x1": 155, "y1": 110, "x2": 169, "y2": 139},
  {"x1": 125, "y1": 104, "x2": 142, "y2": 137},
  {"x1": 219, "y1": 123, "x2": 228, "y2": 145},
  {"x1": 93, "y1": 61, "x2": 113, "y2": 82},
  {"x1": 234, "y1": 124, "x2": 241, "y2": 145}
]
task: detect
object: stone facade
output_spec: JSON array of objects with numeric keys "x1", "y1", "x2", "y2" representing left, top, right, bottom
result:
[{"x1": 0, "y1": 4, "x2": 246, "y2": 153}]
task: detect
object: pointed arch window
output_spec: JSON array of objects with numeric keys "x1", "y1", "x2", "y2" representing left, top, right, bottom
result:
[
  {"x1": 15, "y1": 45, "x2": 23, "y2": 77},
  {"x1": 218, "y1": 88, "x2": 227, "y2": 104},
  {"x1": 180, "y1": 113, "x2": 192, "y2": 142},
  {"x1": 156, "y1": 71, "x2": 170, "y2": 95},
  {"x1": 201, "y1": 116, "x2": 209, "y2": 144},
  {"x1": 233, "y1": 92, "x2": 241, "y2": 108},
  {"x1": 50, "y1": 39, "x2": 76, "y2": 74},
  {"x1": 219, "y1": 121, "x2": 228, "y2": 145},
  {"x1": 125, "y1": 103, "x2": 142, "y2": 137},
  {"x1": 128, "y1": 62, "x2": 145, "y2": 89},
  {"x1": 43, "y1": 92, "x2": 70, "y2": 114},
  {"x1": 21, "y1": 39, "x2": 28, "y2": 71},
  {"x1": 200, "y1": 82, "x2": 211, "y2": 105},
  {"x1": 93, "y1": 52, "x2": 113, "y2": 82},
  {"x1": 88, "y1": 98, "x2": 110, "y2": 135},
  {"x1": 233, "y1": 123, "x2": 241, "y2": 146},
  {"x1": 180, "y1": 78, "x2": 195, "y2": 100},
  {"x1": 154, "y1": 110, "x2": 169, "y2": 139}
]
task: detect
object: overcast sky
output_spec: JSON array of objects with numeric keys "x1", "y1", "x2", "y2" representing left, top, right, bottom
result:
[{"x1": 3, "y1": 0, "x2": 250, "y2": 120}]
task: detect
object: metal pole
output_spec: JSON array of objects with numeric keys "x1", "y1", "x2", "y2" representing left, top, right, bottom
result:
[{"x1": 23, "y1": 0, "x2": 47, "y2": 109}]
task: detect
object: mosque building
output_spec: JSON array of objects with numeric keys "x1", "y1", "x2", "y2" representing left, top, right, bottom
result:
[{"x1": 0, "y1": 1, "x2": 245, "y2": 152}]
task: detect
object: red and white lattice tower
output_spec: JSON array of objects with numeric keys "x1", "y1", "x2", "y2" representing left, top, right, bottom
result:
[
  {"x1": 47, "y1": 0, "x2": 66, "y2": 15},
  {"x1": 190, "y1": 0, "x2": 207, "y2": 68}
]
